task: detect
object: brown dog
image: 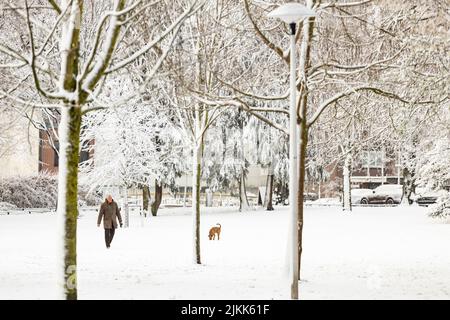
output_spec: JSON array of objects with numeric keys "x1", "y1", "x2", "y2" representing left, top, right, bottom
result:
[{"x1": 208, "y1": 223, "x2": 221, "y2": 240}]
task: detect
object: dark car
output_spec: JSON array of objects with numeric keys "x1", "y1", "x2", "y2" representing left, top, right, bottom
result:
[
  {"x1": 304, "y1": 193, "x2": 318, "y2": 201},
  {"x1": 413, "y1": 188, "x2": 449, "y2": 207}
]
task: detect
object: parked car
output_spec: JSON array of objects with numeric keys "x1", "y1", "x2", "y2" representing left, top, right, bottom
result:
[
  {"x1": 412, "y1": 188, "x2": 449, "y2": 206},
  {"x1": 350, "y1": 188, "x2": 372, "y2": 204},
  {"x1": 304, "y1": 192, "x2": 318, "y2": 201},
  {"x1": 359, "y1": 184, "x2": 403, "y2": 205}
]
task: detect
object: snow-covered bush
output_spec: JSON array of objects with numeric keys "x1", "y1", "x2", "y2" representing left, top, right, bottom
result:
[
  {"x1": 0, "y1": 201, "x2": 17, "y2": 210},
  {"x1": 0, "y1": 174, "x2": 103, "y2": 208},
  {"x1": 428, "y1": 193, "x2": 450, "y2": 219},
  {"x1": 0, "y1": 174, "x2": 58, "y2": 208},
  {"x1": 77, "y1": 189, "x2": 103, "y2": 207}
]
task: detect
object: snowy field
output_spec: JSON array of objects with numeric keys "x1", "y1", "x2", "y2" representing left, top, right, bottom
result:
[{"x1": 0, "y1": 205, "x2": 449, "y2": 300}]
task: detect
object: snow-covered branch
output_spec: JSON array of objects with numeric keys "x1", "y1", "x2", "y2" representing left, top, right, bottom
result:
[
  {"x1": 243, "y1": 0, "x2": 288, "y2": 63},
  {"x1": 47, "y1": 0, "x2": 62, "y2": 14},
  {"x1": 25, "y1": 0, "x2": 63, "y2": 100},
  {"x1": 80, "y1": 0, "x2": 127, "y2": 93},
  {"x1": 320, "y1": 0, "x2": 372, "y2": 10},
  {"x1": 103, "y1": 1, "x2": 203, "y2": 75},
  {"x1": 308, "y1": 86, "x2": 412, "y2": 127},
  {"x1": 308, "y1": 44, "x2": 407, "y2": 78}
]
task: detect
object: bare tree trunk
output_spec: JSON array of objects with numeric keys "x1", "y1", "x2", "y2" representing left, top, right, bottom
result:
[
  {"x1": 238, "y1": 107, "x2": 249, "y2": 212},
  {"x1": 296, "y1": 1, "x2": 316, "y2": 286},
  {"x1": 142, "y1": 184, "x2": 150, "y2": 217},
  {"x1": 183, "y1": 175, "x2": 188, "y2": 207},
  {"x1": 151, "y1": 180, "x2": 162, "y2": 216},
  {"x1": 57, "y1": 105, "x2": 81, "y2": 300},
  {"x1": 205, "y1": 189, "x2": 213, "y2": 207},
  {"x1": 122, "y1": 185, "x2": 129, "y2": 227},
  {"x1": 343, "y1": 153, "x2": 352, "y2": 211},
  {"x1": 297, "y1": 117, "x2": 308, "y2": 282},
  {"x1": 401, "y1": 167, "x2": 415, "y2": 205},
  {"x1": 192, "y1": 141, "x2": 202, "y2": 264},
  {"x1": 239, "y1": 173, "x2": 250, "y2": 212},
  {"x1": 267, "y1": 173, "x2": 274, "y2": 211}
]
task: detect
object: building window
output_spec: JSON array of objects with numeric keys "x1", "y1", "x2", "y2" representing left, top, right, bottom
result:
[
  {"x1": 79, "y1": 140, "x2": 90, "y2": 163},
  {"x1": 362, "y1": 151, "x2": 384, "y2": 168},
  {"x1": 79, "y1": 150, "x2": 89, "y2": 163},
  {"x1": 54, "y1": 141, "x2": 59, "y2": 167}
]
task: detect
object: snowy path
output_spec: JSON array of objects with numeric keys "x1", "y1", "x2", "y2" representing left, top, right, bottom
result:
[{"x1": 0, "y1": 206, "x2": 449, "y2": 299}]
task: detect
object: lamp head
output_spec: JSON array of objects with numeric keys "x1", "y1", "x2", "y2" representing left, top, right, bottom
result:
[{"x1": 268, "y1": 2, "x2": 316, "y2": 24}]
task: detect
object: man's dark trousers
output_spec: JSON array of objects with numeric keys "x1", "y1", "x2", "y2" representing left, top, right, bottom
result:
[{"x1": 105, "y1": 227, "x2": 115, "y2": 248}]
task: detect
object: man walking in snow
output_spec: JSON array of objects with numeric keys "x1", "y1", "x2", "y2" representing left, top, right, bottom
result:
[{"x1": 97, "y1": 195, "x2": 123, "y2": 248}]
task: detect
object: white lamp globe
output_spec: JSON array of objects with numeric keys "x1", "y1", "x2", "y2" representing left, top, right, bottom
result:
[{"x1": 268, "y1": 2, "x2": 316, "y2": 24}]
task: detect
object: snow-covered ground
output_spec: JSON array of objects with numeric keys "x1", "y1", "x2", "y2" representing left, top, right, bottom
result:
[{"x1": 0, "y1": 205, "x2": 449, "y2": 299}]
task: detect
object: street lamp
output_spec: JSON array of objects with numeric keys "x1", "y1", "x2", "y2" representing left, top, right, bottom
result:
[{"x1": 268, "y1": 2, "x2": 315, "y2": 300}]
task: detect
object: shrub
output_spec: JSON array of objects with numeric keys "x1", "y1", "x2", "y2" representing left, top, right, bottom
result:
[
  {"x1": 0, "y1": 174, "x2": 57, "y2": 208},
  {"x1": 0, "y1": 174, "x2": 103, "y2": 208},
  {"x1": 428, "y1": 193, "x2": 450, "y2": 219},
  {"x1": 0, "y1": 201, "x2": 17, "y2": 210}
]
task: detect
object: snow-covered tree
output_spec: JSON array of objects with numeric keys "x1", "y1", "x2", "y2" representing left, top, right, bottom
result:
[
  {"x1": 160, "y1": 0, "x2": 244, "y2": 264},
  {"x1": 428, "y1": 193, "x2": 450, "y2": 219},
  {"x1": 416, "y1": 108, "x2": 450, "y2": 191},
  {"x1": 418, "y1": 140, "x2": 450, "y2": 191},
  {"x1": 202, "y1": 108, "x2": 253, "y2": 211},
  {"x1": 246, "y1": 115, "x2": 290, "y2": 210},
  {"x1": 80, "y1": 102, "x2": 186, "y2": 215},
  {"x1": 310, "y1": 93, "x2": 397, "y2": 211},
  {"x1": 0, "y1": 0, "x2": 202, "y2": 299}
]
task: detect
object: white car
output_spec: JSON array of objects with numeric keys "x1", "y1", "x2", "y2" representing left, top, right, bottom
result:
[
  {"x1": 350, "y1": 189, "x2": 372, "y2": 204},
  {"x1": 359, "y1": 184, "x2": 403, "y2": 205}
]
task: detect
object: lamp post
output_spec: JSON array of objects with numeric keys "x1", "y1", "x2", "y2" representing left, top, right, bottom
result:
[{"x1": 268, "y1": 2, "x2": 315, "y2": 300}]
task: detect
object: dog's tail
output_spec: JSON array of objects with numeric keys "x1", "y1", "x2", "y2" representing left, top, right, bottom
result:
[{"x1": 216, "y1": 223, "x2": 221, "y2": 228}]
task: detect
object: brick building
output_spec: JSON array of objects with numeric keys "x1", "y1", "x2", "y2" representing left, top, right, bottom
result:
[{"x1": 305, "y1": 149, "x2": 404, "y2": 198}]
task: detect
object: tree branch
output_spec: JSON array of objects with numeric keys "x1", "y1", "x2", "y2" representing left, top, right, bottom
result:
[
  {"x1": 37, "y1": 0, "x2": 73, "y2": 57},
  {"x1": 81, "y1": 0, "x2": 128, "y2": 93},
  {"x1": 243, "y1": 0, "x2": 288, "y2": 63},
  {"x1": 307, "y1": 86, "x2": 441, "y2": 128},
  {"x1": 320, "y1": 0, "x2": 372, "y2": 9},
  {"x1": 308, "y1": 44, "x2": 406, "y2": 77},
  {"x1": 334, "y1": 6, "x2": 396, "y2": 38},
  {"x1": 193, "y1": 94, "x2": 289, "y2": 135},
  {"x1": 214, "y1": 73, "x2": 290, "y2": 101},
  {"x1": 25, "y1": 0, "x2": 62, "y2": 100},
  {"x1": 103, "y1": 1, "x2": 203, "y2": 75},
  {"x1": 0, "y1": 90, "x2": 61, "y2": 108},
  {"x1": 47, "y1": 0, "x2": 62, "y2": 14}
]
